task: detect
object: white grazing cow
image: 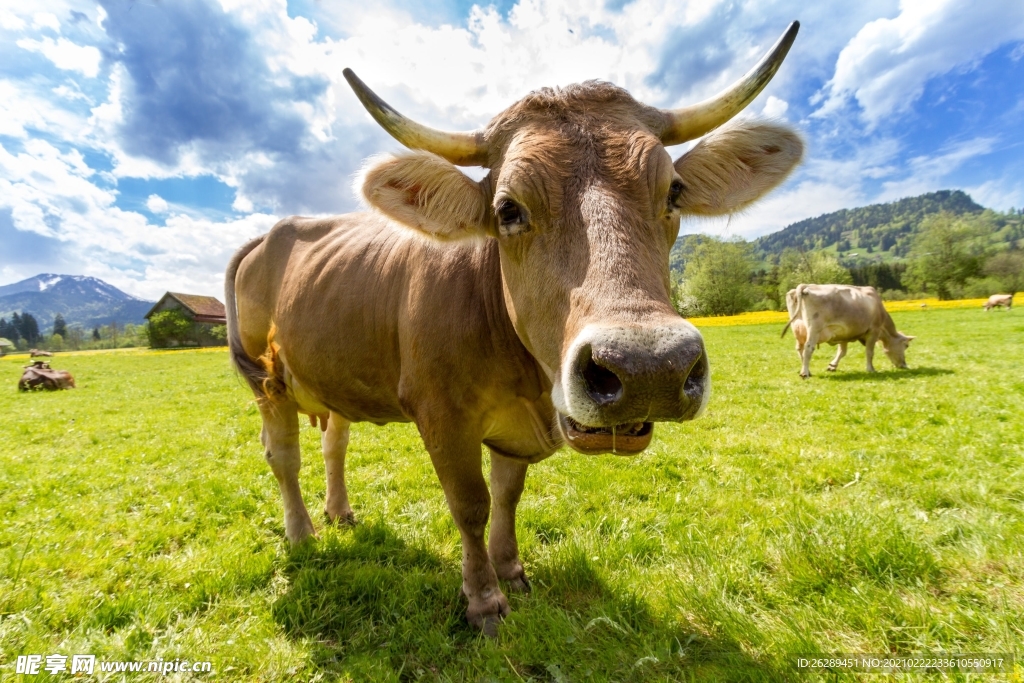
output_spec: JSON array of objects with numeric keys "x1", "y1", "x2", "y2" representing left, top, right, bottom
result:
[{"x1": 782, "y1": 284, "x2": 915, "y2": 377}]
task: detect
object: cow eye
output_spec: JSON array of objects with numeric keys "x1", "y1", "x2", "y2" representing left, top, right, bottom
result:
[
  {"x1": 667, "y1": 180, "x2": 685, "y2": 209},
  {"x1": 496, "y1": 199, "x2": 529, "y2": 236}
]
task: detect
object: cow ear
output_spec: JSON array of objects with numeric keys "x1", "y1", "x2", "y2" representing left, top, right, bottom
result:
[
  {"x1": 672, "y1": 121, "x2": 803, "y2": 216},
  {"x1": 361, "y1": 151, "x2": 492, "y2": 240}
]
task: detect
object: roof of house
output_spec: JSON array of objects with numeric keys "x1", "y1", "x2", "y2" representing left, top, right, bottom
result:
[
  {"x1": 145, "y1": 292, "x2": 227, "y2": 322},
  {"x1": 0, "y1": 337, "x2": 12, "y2": 347}
]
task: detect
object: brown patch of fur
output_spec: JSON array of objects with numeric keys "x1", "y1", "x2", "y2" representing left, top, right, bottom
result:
[{"x1": 256, "y1": 323, "x2": 288, "y2": 402}]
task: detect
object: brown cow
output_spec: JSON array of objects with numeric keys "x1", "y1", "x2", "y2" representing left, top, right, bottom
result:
[
  {"x1": 984, "y1": 294, "x2": 1013, "y2": 310},
  {"x1": 30, "y1": 349, "x2": 54, "y2": 357},
  {"x1": 783, "y1": 284, "x2": 914, "y2": 377},
  {"x1": 227, "y1": 23, "x2": 804, "y2": 633},
  {"x1": 19, "y1": 361, "x2": 75, "y2": 390}
]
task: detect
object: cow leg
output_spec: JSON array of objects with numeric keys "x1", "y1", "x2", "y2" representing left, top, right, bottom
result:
[
  {"x1": 827, "y1": 342, "x2": 848, "y2": 372},
  {"x1": 258, "y1": 401, "x2": 316, "y2": 544},
  {"x1": 800, "y1": 331, "x2": 817, "y2": 378},
  {"x1": 488, "y1": 450, "x2": 530, "y2": 593},
  {"x1": 864, "y1": 332, "x2": 879, "y2": 373},
  {"x1": 421, "y1": 430, "x2": 508, "y2": 635},
  {"x1": 322, "y1": 411, "x2": 355, "y2": 525}
]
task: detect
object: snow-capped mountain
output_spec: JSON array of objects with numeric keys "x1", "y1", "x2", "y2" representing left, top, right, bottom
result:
[{"x1": 0, "y1": 274, "x2": 155, "y2": 332}]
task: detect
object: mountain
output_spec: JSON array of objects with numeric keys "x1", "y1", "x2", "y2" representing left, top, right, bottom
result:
[
  {"x1": 670, "y1": 190, "x2": 1024, "y2": 274},
  {"x1": 752, "y1": 190, "x2": 1008, "y2": 259},
  {"x1": 0, "y1": 274, "x2": 155, "y2": 332}
]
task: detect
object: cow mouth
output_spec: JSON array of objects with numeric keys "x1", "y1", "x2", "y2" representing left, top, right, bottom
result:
[{"x1": 557, "y1": 414, "x2": 653, "y2": 455}]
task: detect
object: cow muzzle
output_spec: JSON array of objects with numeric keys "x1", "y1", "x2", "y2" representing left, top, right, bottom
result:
[{"x1": 554, "y1": 323, "x2": 710, "y2": 455}]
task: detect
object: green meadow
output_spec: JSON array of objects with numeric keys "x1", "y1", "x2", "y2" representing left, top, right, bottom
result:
[{"x1": 1, "y1": 308, "x2": 1022, "y2": 682}]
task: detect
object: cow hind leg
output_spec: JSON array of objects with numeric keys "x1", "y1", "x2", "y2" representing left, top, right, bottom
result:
[
  {"x1": 259, "y1": 401, "x2": 316, "y2": 544},
  {"x1": 421, "y1": 428, "x2": 508, "y2": 636},
  {"x1": 800, "y1": 332, "x2": 817, "y2": 378},
  {"x1": 488, "y1": 450, "x2": 530, "y2": 593},
  {"x1": 827, "y1": 342, "x2": 848, "y2": 372},
  {"x1": 322, "y1": 412, "x2": 356, "y2": 525}
]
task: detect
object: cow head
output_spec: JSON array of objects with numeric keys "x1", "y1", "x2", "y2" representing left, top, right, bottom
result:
[
  {"x1": 882, "y1": 333, "x2": 915, "y2": 369},
  {"x1": 348, "y1": 23, "x2": 803, "y2": 455}
]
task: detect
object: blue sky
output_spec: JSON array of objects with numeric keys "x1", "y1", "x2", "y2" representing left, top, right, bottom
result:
[{"x1": 1, "y1": 0, "x2": 1022, "y2": 299}]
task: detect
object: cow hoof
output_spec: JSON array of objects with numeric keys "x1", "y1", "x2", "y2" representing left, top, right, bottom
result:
[
  {"x1": 285, "y1": 518, "x2": 317, "y2": 545},
  {"x1": 465, "y1": 589, "x2": 511, "y2": 637},
  {"x1": 800, "y1": 373, "x2": 810, "y2": 379},
  {"x1": 325, "y1": 509, "x2": 357, "y2": 526},
  {"x1": 505, "y1": 574, "x2": 532, "y2": 594},
  {"x1": 826, "y1": 365, "x2": 837, "y2": 372}
]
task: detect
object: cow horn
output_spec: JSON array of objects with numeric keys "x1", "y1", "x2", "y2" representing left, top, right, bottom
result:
[
  {"x1": 343, "y1": 68, "x2": 489, "y2": 167},
  {"x1": 659, "y1": 21, "x2": 800, "y2": 146}
]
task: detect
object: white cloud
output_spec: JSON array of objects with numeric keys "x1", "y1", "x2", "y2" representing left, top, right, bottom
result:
[
  {"x1": 32, "y1": 12, "x2": 61, "y2": 32},
  {"x1": 879, "y1": 136, "x2": 998, "y2": 200},
  {"x1": 145, "y1": 194, "x2": 169, "y2": 213},
  {"x1": 762, "y1": 96, "x2": 789, "y2": 119},
  {"x1": 815, "y1": 0, "x2": 1024, "y2": 125},
  {"x1": 16, "y1": 36, "x2": 102, "y2": 78}
]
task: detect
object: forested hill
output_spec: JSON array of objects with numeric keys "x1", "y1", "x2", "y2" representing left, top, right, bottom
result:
[{"x1": 753, "y1": 190, "x2": 985, "y2": 258}]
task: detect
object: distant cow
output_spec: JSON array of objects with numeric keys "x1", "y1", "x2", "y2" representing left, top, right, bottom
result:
[
  {"x1": 29, "y1": 349, "x2": 54, "y2": 357},
  {"x1": 782, "y1": 284, "x2": 915, "y2": 377},
  {"x1": 983, "y1": 294, "x2": 1013, "y2": 310},
  {"x1": 19, "y1": 361, "x2": 75, "y2": 391}
]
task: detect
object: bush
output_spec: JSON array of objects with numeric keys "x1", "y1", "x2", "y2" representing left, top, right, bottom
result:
[
  {"x1": 147, "y1": 309, "x2": 194, "y2": 348},
  {"x1": 677, "y1": 238, "x2": 758, "y2": 316}
]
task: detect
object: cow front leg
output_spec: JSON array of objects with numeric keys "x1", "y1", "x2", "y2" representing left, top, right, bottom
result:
[
  {"x1": 488, "y1": 450, "x2": 530, "y2": 593},
  {"x1": 259, "y1": 401, "x2": 315, "y2": 544},
  {"x1": 422, "y1": 431, "x2": 508, "y2": 635},
  {"x1": 864, "y1": 333, "x2": 879, "y2": 373},
  {"x1": 322, "y1": 411, "x2": 355, "y2": 525},
  {"x1": 827, "y1": 342, "x2": 848, "y2": 372}
]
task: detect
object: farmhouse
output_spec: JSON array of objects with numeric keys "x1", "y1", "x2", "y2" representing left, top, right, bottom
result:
[
  {"x1": 0, "y1": 337, "x2": 12, "y2": 356},
  {"x1": 145, "y1": 292, "x2": 227, "y2": 348}
]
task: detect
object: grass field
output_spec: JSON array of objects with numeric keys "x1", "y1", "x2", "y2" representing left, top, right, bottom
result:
[{"x1": 1, "y1": 307, "x2": 1022, "y2": 682}]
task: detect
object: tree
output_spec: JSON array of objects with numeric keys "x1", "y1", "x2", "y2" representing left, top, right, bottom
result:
[
  {"x1": 67, "y1": 326, "x2": 84, "y2": 350},
  {"x1": 984, "y1": 250, "x2": 1024, "y2": 295},
  {"x1": 0, "y1": 317, "x2": 18, "y2": 344},
  {"x1": 17, "y1": 312, "x2": 40, "y2": 345},
  {"x1": 92, "y1": 327, "x2": 101, "y2": 341},
  {"x1": 677, "y1": 238, "x2": 758, "y2": 316},
  {"x1": 52, "y1": 313, "x2": 68, "y2": 338},
  {"x1": 904, "y1": 212, "x2": 984, "y2": 299},
  {"x1": 777, "y1": 249, "x2": 852, "y2": 301},
  {"x1": 50, "y1": 333, "x2": 64, "y2": 351},
  {"x1": 147, "y1": 309, "x2": 194, "y2": 348}
]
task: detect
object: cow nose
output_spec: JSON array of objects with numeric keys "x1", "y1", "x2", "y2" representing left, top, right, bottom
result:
[
  {"x1": 581, "y1": 349, "x2": 624, "y2": 406},
  {"x1": 565, "y1": 324, "x2": 709, "y2": 424}
]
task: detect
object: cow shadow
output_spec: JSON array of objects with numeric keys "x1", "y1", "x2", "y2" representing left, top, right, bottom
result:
[
  {"x1": 271, "y1": 520, "x2": 784, "y2": 681},
  {"x1": 819, "y1": 367, "x2": 953, "y2": 382}
]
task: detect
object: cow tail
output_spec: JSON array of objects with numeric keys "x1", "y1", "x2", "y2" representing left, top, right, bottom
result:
[
  {"x1": 225, "y1": 235, "x2": 286, "y2": 401},
  {"x1": 781, "y1": 284, "x2": 806, "y2": 338},
  {"x1": 781, "y1": 317, "x2": 796, "y2": 338}
]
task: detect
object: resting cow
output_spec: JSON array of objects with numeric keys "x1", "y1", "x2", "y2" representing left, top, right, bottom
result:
[
  {"x1": 19, "y1": 361, "x2": 75, "y2": 391},
  {"x1": 984, "y1": 294, "x2": 1013, "y2": 310},
  {"x1": 30, "y1": 349, "x2": 54, "y2": 357},
  {"x1": 782, "y1": 284, "x2": 914, "y2": 377},
  {"x1": 227, "y1": 23, "x2": 804, "y2": 633}
]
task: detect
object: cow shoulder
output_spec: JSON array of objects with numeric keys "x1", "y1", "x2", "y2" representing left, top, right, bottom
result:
[{"x1": 671, "y1": 120, "x2": 803, "y2": 216}]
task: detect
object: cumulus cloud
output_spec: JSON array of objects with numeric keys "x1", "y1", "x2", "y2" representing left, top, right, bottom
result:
[
  {"x1": 16, "y1": 36, "x2": 101, "y2": 77},
  {"x1": 145, "y1": 194, "x2": 169, "y2": 213},
  {"x1": 814, "y1": 0, "x2": 1024, "y2": 125},
  {"x1": 1, "y1": 0, "x2": 1022, "y2": 296}
]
